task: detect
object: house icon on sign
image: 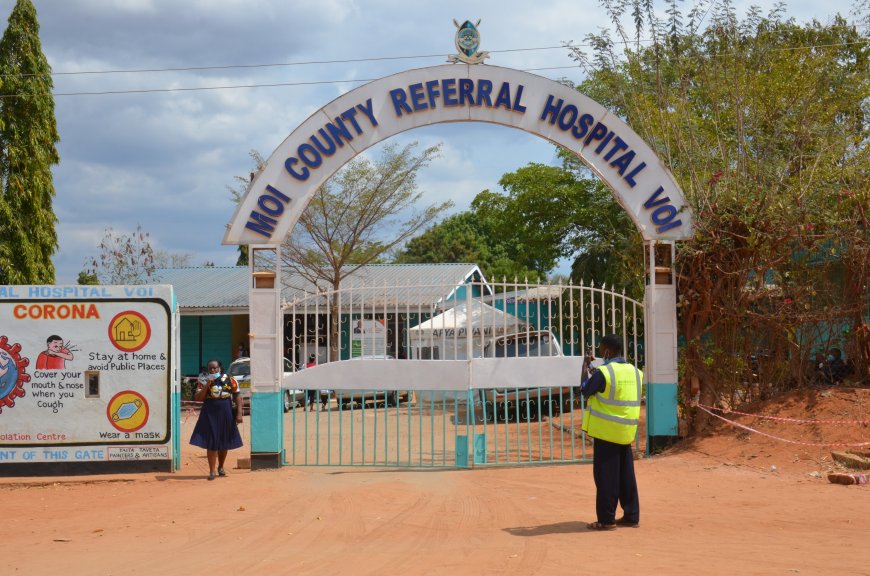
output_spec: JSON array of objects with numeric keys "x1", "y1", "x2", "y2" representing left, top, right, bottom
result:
[{"x1": 114, "y1": 317, "x2": 141, "y2": 342}]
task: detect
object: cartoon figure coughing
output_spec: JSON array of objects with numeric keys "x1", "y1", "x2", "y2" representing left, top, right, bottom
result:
[{"x1": 36, "y1": 335, "x2": 74, "y2": 369}]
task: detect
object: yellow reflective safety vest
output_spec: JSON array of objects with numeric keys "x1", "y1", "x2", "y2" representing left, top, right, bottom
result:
[{"x1": 582, "y1": 362, "x2": 643, "y2": 445}]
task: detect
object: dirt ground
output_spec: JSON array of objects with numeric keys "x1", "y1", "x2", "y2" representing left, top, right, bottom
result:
[{"x1": 4, "y1": 388, "x2": 869, "y2": 576}]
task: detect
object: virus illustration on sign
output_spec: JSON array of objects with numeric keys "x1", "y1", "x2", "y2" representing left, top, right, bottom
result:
[{"x1": 0, "y1": 335, "x2": 30, "y2": 414}]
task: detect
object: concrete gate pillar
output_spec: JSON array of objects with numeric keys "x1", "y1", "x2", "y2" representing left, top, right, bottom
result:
[
  {"x1": 247, "y1": 246, "x2": 284, "y2": 469},
  {"x1": 644, "y1": 241, "x2": 680, "y2": 452}
]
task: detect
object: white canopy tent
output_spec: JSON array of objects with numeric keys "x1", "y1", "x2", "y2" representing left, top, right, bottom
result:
[{"x1": 408, "y1": 300, "x2": 529, "y2": 361}]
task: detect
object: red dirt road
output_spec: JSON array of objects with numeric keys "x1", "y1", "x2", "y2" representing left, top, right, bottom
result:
[{"x1": 4, "y1": 389, "x2": 869, "y2": 575}]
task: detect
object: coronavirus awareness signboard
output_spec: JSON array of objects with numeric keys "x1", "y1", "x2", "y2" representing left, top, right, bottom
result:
[{"x1": 0, "y1": 285, "x2": 178, "y2": 473}]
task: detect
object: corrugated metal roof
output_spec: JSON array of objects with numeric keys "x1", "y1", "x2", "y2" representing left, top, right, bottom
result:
[
  {"x1": 156, "y1": 267, "x2": 250, "y2": 311},
  {"x1": 156, "y1": 263, "x2": 486, "y2": 313}
]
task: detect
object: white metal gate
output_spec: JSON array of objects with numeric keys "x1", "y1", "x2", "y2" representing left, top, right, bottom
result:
[{"x1": 281, "y1": 279, "x2": 644, "y2": 467}]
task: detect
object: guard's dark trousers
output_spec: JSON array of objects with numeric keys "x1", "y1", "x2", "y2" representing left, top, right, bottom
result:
[{"x1": 592, "y1": 437, "x2": 639, "y2": 524}]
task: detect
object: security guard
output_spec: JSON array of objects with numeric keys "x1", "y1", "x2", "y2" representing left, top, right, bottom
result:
[{"x1": 580, "y1": 334, "x2": 643, "y2": 530}]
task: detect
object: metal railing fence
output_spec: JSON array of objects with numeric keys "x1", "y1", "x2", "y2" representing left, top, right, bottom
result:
[{"x1": 279, "y1": 279, "x2": 644, "y2": 467}]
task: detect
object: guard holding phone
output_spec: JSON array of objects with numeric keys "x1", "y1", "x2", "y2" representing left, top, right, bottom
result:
[{"x1": 579, "y1": 334, "x2": 643, "y2": 531}]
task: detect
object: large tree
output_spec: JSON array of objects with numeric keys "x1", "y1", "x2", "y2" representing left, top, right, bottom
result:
[
  {"x1": 395, "y1": 210, "x2": 542, "y2": 283},
  {"x1": 283, "y1": 141, "x2": 452, "y2": 360},
  {"x1": 472, "y1": 163, "x2": 583, "y2": 275},
  {"x1": 477, "y1": 160, "x2": 642, "y2": 292},
  {"x1": 395, "y1": 211, "x2": 493, "y2": 268},
  {"x1": 84, "y1": 224, "x2": 193, "y2": 284},
  {"x1": 0, "y1": 0, "x2": 59, "y2": 284},
  {"x1": 570, "y1": 2, "x2": 869, "y2": 413},
  {"x1": 397, "y1": 160, "x2": 641, "y2": 292},
  {"x1": 86, "y1": 225, "x2": 156, "y2": 285}
]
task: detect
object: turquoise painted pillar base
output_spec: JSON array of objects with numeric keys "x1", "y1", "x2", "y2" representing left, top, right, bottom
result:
[
  {"x1": 250, "y1": 392, "x2": 284, "y2": 470},
  {"x1": 171, "y1": 390, "x2": 181, "y2": 472},
  {"x1": 646, "y1": 382, "x2": 679, "y2": 454}
]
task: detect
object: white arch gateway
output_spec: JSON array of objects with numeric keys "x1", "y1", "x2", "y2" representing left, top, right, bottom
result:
[
  {"x1": 224, "y1": 63, "x2": 690, "y2": 468},
  {"x1": 225, "y1": 64, "x2": 691, "y2": 245}
]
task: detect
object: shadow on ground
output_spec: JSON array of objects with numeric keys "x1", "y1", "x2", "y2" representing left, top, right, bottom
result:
[{"x1": 503, "y1": 521, "x2": 589, "y2": 536}]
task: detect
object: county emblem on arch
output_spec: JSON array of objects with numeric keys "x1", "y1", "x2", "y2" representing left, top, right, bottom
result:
[
  {"x1": 0, "y1": 335, "x2": 30, "y2": 414},
  {"x1": 449, "y1": 19, "x2": 490, "y2": 64}
]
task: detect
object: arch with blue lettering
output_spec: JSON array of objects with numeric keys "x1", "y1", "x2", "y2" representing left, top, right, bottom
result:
[
  {"x1": 228, "y1": 64, "x2": 692, "y2": 465},
  {"x1": 224, "y1": 64, "x2": 692, "y2": 245}
]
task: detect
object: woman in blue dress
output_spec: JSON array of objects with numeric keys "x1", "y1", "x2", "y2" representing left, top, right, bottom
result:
[{"x1": 190, "y1": 359, "x2": 243, "y2": 480}]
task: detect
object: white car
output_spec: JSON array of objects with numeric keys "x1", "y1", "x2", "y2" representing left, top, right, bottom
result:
[
  {"x1": 228, "y1": 357, "x2": 305, "y2": 413},
  {"x1": 479, "y1": 330, "x2": 575, "y2": 420}
]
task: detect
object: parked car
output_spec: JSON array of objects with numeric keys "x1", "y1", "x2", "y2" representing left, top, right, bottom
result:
[
  {"x1": 334, "y1": 355, "x2": 411, "y2": 409},
  {"x1": 479, "y1": 330, "x2": 576, "y2": 421},
  {"x1": 228, "y1": 356, "x2": 305, "y2": 413}
]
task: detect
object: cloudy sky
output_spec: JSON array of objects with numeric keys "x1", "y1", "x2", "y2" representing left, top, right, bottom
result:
[{"x1": 0, "y1": 0, "x2": 862, "y2": 283}]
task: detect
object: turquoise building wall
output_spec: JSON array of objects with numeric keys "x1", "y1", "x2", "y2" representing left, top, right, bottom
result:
[{"x1": 180, "y1": 315, "x2": 233, "y2": 374}]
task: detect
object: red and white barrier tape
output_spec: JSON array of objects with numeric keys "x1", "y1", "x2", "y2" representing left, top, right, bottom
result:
[
  {"x1": 695, "y1": 404, "x2": 870, "y2": 447},
  {"x1": 696, "y1": 403, "x2": 870, "y2": 425}
]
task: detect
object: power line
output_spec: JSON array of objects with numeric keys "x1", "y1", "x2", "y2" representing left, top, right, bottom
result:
[
  {"x1": 51, "y1": 77, "x2": 381, "y2": 96},
  {"x1": 6, "y1": 45, "x2": 569, "y2": 77},
  {"x1": 56, "y1": 35, "x2": 870, "y2": 77},
  {"x1": 0, "y1": 37, "x2": 864, "y2": 98},
  {"x1": 5, "y1": 24, "x2": 864, "y2": 80},
  {"x1": 46, "y1": 66, "x2": 583, "y2": 97}
]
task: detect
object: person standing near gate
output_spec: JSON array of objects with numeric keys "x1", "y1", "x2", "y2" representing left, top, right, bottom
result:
[
  {"x1": 305, "y1": 353, "x2": 318, "y2": 411},
  {"x1": 579, "y1": 334, "x2": 643, "y2": 531},
  {"x1": 190, "y1": 359, "x2": 243, "y2": 480}
]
